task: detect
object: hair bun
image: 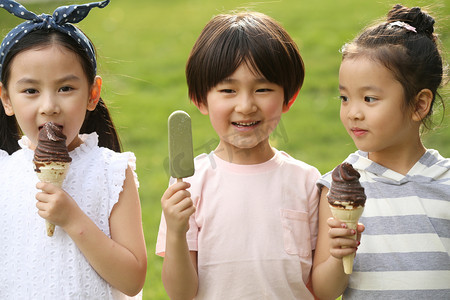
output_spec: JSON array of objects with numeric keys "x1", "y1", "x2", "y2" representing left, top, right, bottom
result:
[{"x1": 387, "y1": 4, "x2": 435, "y2": 38}]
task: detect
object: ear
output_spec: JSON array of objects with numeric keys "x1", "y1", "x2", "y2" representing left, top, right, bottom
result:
[
  {"x1": 87, "y1": 76, "x2": 102, "y2": 111},
  {"x1": 282, "y1": 103, "x2": 291, "y2": 113},
  {"x1": 283, "y1": 89, "x2": 300, "y2": 113},
  {"x1": 0, "y1": 83, "x2": 14, "y2": 116},
  {"x1": 411, "y1": 88, "x2": 433, "y2": 122},
  {"x1": 194, "y1": 100, "x2": 209, "y2": 115}
]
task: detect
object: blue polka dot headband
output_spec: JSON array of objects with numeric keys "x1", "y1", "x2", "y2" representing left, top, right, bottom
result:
[{"x1": 0, "y1": 0, "x2": 110, "y2": 81}]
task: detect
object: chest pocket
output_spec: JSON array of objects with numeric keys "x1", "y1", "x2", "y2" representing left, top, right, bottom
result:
[{"x1": 280, "y1": 209, "x2": 311, "y2": 257}]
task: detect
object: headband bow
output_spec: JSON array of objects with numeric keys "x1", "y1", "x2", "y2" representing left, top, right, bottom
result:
[{"x1": 0, "y1": 0, "x2": 110, "y2": 81}]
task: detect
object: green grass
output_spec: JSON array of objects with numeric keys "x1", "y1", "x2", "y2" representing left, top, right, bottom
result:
[{"x1": 1, "y1": 0, "x2": 449, "y2": 299}]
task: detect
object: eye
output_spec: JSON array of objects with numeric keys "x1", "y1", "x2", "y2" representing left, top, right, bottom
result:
[
  {"x1": 59, "y1": 86, "x2": 74, "y2": 92},
  {"x1": 24, "y1": 88, "x2": 38, "y2": 94},
  {"x1": 364, "y1": 96, "x2": 377, "y2": 103},
  {"x1": 219, "y1": 89, "x2": 235, "y2": 94},
  {"x1": 256, "y1": 88, "x2": 272, "y2": 93},
  {"x1": 339, "y1": 95, "x2": 348, "y2": 102}
]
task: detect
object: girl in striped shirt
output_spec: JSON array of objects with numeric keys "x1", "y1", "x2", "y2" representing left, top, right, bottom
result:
[{"x1": 312, "y1": 4, "x2": 449, "y2": 300}]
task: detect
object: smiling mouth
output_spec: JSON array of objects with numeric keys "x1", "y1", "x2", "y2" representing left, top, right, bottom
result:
[{"x1": 232, "y1": 121, "x2": 260, "y2": 127}]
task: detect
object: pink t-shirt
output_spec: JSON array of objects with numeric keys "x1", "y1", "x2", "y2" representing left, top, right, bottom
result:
[{"x1": 156, "y1": 150, "x2": 320, "y2": 299}]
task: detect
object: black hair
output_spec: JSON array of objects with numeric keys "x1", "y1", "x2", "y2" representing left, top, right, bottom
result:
[
  {"x1": 186, "y1": 11, "x2": 304, "y2": 106},
  {"x1": 341, "y1": 4, "x2": 447, "y2": 130},
  {"x1": 0, "y1": 29, "x2": 121, "y2": 154}
]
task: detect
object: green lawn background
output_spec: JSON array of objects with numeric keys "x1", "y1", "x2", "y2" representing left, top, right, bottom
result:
[{"x1": 1, "y1": 0, "x2": 448, "y2": 299}]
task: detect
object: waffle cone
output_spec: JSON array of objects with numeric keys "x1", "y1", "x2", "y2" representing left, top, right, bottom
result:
[
  {"x1": 35, "y1": 162, "x2": 70, "y2": 187},
  {"x1": 34, "y1": 161, "x2": 70, "y2": 236},
  {"x1": 329, "y1": 205, "x2": 364, "y2": 274}
]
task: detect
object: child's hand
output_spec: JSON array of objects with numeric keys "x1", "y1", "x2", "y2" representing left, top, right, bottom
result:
[
  {"x1": 35, "y1": 182, "x2": 81, "y2": 228},
  {"x1": 326, "y1": 217, "x2": 365, "y2": 259},
  {"x1": 161, "y1": 181, "x2": 195, "y2": 236}
]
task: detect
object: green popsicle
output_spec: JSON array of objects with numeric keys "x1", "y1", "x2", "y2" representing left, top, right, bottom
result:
[{"x1": 168, "y1": 110, "x2": 195, "y2": 180}]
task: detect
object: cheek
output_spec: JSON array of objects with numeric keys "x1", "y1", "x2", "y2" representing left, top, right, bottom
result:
[
  {"x1": 205, "y1": 106, "x2": 221, "y2": 125},
  {"x1": 208, "y1": 112, "x2": 226, "y2": 133},
  {"x1": 339, "y1": 107, "x2": 347, "y2": 125},
  {"x1": 207, "y1": 102, "x2": 229, "y2": 121},
  {"x1": 264, "y1": 100, "x2": 284, "y2": 118},
  {"x1": 14, "y1": 108, "x2": 35, "y2": 129},
  {"x1": 369, "y1": 108, "x2": 394, "y2": 128}
]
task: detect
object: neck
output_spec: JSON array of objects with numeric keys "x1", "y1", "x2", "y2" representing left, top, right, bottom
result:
[
  {"x1": 214, "y1": 140, "x2": 276, "y2": 165},
  {"x1": 368, "y1": 138, "x2": 426, "y2": 175},
  {"x1": 67, "y1": 135, "x2": 83, "y2": 152}
]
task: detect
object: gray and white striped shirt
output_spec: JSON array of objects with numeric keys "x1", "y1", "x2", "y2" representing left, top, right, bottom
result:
[{"x1": 318, "y1": 149, "x2": 450, "y2": 299}]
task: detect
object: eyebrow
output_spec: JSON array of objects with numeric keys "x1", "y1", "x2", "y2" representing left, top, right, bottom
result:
[
  {"x1": 221, "y1": 77, "x2": 269, "y2": 83},
  {"x1": 16, "y1": 74, "x2": 81, "y2": 85},
  {"x1": 339, "y1": 84, "x2": 383, "y2": 93}
]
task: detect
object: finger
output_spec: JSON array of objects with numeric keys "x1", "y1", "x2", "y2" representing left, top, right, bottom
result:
[
  {"x1": 330, "y1": 246, "x2": 357, "y2": 259},
  {"x1": 327, "y1": 217, "x2": 346, "y2": 229},
  {"x1": 37, "y1": 209, "x2": 47, "y2": 219},
  {"x1": 177, "y1": 197, "x2": 195, "y2": 213},
  {"x1": 36, "y1": 199, "x2": 46, "y2": 210},
  {"x1": 36, "y1": 182, "x2": 60, "y2": 193},
  {"x1": 163, "y1": 189, "x2": 191, "y2": 209},
  {"x1": 167, "y1": 181, "x2": 191, "y2": 195},
  {"x1": 35, "y1": 191, "x2": 50, "y2": 203},
  {"x1": 357, "y1": 223, "x2": 365, "y2": 233},
  {"x1": 165, "y1": 196, "x2": 194, "y2": 216},
  {"x1": 161, "y1": 182, "x2": 191, "y2": 202},
  {"x1": 179, "y1": 201, "x2": 196, "y2": 219},
  {"x1": 36, "y1": 200, "x2": 51, "y2": 219},
  {"x1": 330, "y1": 236, "x2": 359, "y2": 249},
  {"x1": 328, "y1": 227, "x2": 356, "y2": 239}
]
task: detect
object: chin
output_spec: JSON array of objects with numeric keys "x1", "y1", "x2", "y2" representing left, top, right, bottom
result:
[{"x1": 354, "y1": 144, "x2": 377, "y2": 153}]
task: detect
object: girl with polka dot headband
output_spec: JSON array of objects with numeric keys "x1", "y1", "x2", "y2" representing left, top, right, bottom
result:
[{"x1": 0, "y1": 1, "x2": 147, "y2": 298}]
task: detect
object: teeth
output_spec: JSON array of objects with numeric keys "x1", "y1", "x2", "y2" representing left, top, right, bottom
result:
[{"x1": 234, "y1": 121, "x2": 259, "y2": 127}]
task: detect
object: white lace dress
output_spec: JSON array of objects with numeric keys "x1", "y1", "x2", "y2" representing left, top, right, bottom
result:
[{"x1": 0, "y1": 133, "x2": 141, "y2": 299}]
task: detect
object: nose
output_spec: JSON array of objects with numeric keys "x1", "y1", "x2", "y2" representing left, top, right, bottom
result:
[
  {"x1": 344, "y1": 100, "x2": 364, "y2": 120},
  {"x1": 235, "y1": 92, "x2": 257, "y2": 114},
  {"x1": 39, "y1": 93, "x2": 60, "y2": 115}
]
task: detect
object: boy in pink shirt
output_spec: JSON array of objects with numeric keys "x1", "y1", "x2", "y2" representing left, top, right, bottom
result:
[{"x1": 156, "y1": 11, "x2": 320, "y2": 299}]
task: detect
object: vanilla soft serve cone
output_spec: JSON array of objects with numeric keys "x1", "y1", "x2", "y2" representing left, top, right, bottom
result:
[
  {"x1": 328, "y1": 162, "x2": 366, "y2": 274},
  {"x1": 33, "y1": 122, "x2": 72, "y2": 236}
]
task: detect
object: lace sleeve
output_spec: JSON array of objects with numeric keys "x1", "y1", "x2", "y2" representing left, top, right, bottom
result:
[{"x1": 104, "y1": 151, "x2": 139, "y2": 215}]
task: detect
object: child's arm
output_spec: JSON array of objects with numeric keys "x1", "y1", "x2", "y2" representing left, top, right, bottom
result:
[
  {"x1": 36, "y1": 166, "x2": 147, "y2": 296},
  {"x1": 311, "y1": 187, "x2": 364, "y2": 300},
  {"x1": 160, "y1": 181, "x2": 198, "y2": 300}
]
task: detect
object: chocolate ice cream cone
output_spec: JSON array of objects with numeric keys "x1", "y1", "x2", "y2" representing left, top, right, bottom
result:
[
  {"x1": 33, "y1": 122, "x2": 72, "y2": 237},
  {"x1": 34, "y1": 161, "x2": 70, "y2": 236},
  {"x1": 329, "y1": 205, "x2": 364, "y2": 274},
  {"x1": 327, "y1": 162, "x2": 366, "y2": 275}
]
